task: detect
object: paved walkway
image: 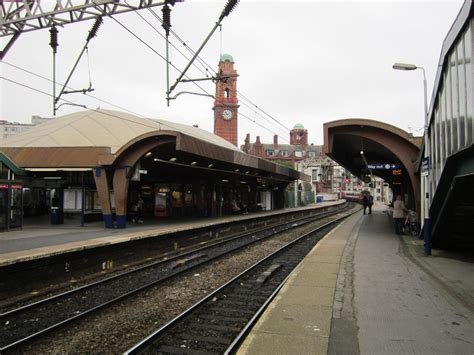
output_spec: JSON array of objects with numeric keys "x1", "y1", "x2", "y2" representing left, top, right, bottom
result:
[{"x1": 238, "y1": 203, "x2": 474, "y2": 354}]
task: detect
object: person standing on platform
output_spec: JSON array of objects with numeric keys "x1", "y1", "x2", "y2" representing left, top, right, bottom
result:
[
  {"x1": 135, "y1": 195, "x2": 144, "y2": 224},
  {"x1": 362, "y1": 193, "x2": 371, "y2": 215},
  {"x1": 393, "y1": 195, "x2": 408, "y2": 234},
  {"x1": 368, "y1": 193, "x2": 373, "y2": 214}
]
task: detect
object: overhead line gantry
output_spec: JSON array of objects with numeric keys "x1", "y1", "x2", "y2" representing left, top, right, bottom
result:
[{"x1": 0, "y1": 0, "x2": 174, "y2": 59}]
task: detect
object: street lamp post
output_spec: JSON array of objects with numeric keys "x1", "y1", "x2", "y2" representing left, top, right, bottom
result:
[{"x1": 393, "y1": 62, "x2": 431, "y2": 256}]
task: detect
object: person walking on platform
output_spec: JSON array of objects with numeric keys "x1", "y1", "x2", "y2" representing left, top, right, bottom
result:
[{"x1": 393, "y1": 195, "x2": 408, "y2": 234}]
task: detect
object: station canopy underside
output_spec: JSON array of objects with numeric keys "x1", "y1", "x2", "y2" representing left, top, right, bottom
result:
[
  {"x1": 323, "y1": 119, "x2": 422, "y2": 198},
  {"x1": 329, "y1": 134, "x2": 401, "y2": 183}
]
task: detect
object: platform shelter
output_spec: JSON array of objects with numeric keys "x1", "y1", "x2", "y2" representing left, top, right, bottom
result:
[
  {"x1": 323, "y1": 119, "x2": 422, "y2": 213},
  {"x1": 0, "y1": 110, "x2": 304, "y2": 229}
]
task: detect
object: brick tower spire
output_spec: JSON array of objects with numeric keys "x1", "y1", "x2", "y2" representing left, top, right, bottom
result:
[{"x1": 213, "y1": 54, "x2": 239, "y2": 146}]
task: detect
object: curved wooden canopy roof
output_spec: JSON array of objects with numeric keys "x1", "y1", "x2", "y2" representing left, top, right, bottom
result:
[{"x1": 0, "y1": 109, "x2": 302, "y2": 181}]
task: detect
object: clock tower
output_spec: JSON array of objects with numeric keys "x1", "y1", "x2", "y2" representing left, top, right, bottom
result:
[{"x1": 213, "y1": 53, "x2": 239, "y2": 146}]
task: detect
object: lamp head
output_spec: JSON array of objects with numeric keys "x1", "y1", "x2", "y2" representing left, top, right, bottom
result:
[{"x1": 393, "y1": 63, "x2": 417, "y2": 71}]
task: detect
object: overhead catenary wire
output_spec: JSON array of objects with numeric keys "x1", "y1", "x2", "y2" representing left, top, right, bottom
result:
[
  {"x1": 1, "y1": 75, "x2": 280, "y2": 149},
  {"x1": 0, "y1": 76, "x2": 198, "y2": 135},
  {"x1": 127, "y1": 7, "x2": 288, "y2": 139},
  {"x1": 135, "y1": 6, "x2": 290, "y2": 140},
  {"x1": 1, "y1": 41, "x2": 281, "y2": 141},
  {"x1": 4, "y1": 4, "x2": 290, "y2": 143},
  {"x1": 1, "y1": 61, "x2": 145, "y2": 118},
  {"x1": 92, "y1": 1, "x2": 288, "y2": 138},
  {"x1": 100, "y1": 9, "x2": 290, "y2": 142},
  {"x1": 145, "y1": 6, "x2": 291, "y2": 133},
  {"x1": 54, "y1": 16, "x2": 103, "y2": 115},
  {"x1": 165, "y1": 1, "x2": 239, "y2": 99}
]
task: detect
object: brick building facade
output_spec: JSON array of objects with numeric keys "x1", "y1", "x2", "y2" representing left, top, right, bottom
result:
[
  {"x1": 213, "y1": 54, "x2": 239, "y2": 146},
  {"x1": 241, "y1": 123, "x2": 322, "y2": 165}
]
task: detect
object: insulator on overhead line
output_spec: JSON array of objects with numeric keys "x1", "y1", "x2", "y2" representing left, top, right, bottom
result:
[
  {"x1": 49, "y1": 26, "x2": 58, "y2": 53},
  {"x1": 87, "y1": 16, "x2": 103, "y2": 41},
  {"x1": 220, "y1": 0, "x2": 239, "y2": 20},
  {"x1": 162, "y1": 4, "x2": 171, "y2": 37}
]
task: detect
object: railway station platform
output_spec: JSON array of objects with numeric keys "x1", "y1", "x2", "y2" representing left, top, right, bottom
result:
[
  {"x1": 0, "y1": 201, "x2": 340, "y2": 266},
  {"x1": 237, "y1": 203, "x2": 474, "y2": 355}
]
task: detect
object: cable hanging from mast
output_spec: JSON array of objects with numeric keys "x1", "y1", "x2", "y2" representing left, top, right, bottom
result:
[
  {"x1": 162, "y1": 0, "x2": 172, "y2": 106},
  {"x1": 52, "y1": 16, "x2": 103, "y2": 115},
  {"x1": 145, "y1": 5, "x2": 290, "y2": 133},
  {"x1": 166, "y1": 0, "x2": 239, "y2": 105},
  {"x1": 49, "y1": 25, "x2": 59, "y2": 116}
]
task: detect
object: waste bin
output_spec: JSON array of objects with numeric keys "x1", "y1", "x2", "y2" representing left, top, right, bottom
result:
[{"x1": 50, "y1": 207, "x2": 60, "y2": 224}]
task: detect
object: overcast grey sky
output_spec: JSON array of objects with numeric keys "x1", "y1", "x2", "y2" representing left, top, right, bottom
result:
[{"x1": 0, "y1": 0, "x2": 464, "y2": 146}]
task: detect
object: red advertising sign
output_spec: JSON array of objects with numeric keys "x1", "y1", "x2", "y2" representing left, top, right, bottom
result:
[{"x1": 0, "y1": 184, "x2": 23, "y2": 189}]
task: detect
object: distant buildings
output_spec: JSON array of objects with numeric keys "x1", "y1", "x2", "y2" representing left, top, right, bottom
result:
[
  {"x1": 242, "y1": 124, "x2": 348, "y2": 201},
  {"x1": 0, "y1": 115, "x2": 53, "y2": 144},
  {"x1": 209, "y1": 54, "x2": 390, "y2": 205},
  {"x1": 241, "y1": 124, "x2": 322, "y2": 165}
]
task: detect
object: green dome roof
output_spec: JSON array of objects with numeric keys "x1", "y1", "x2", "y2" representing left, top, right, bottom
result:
[
  {"x1": 220, "y1": 53, "x2": 234, "y2": 62},
  {"x1": 293, "y1": 123, "x2": 304, "y2": 129}
]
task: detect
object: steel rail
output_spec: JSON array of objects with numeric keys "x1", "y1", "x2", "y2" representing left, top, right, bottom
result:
[
  {"x1": 125, "y1": 209, "x2": 357, "y2": 354},
  {"x1": 0, "y1": 203, "x2": 347, "y2": 317},
  {"x1": 0, "y1": 204, "x2": 352, "y2": 352}
]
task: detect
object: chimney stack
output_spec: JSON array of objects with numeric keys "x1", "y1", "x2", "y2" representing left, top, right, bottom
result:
[{"x1": 243, "y1": 133, "x2": 251, "y2": 153}]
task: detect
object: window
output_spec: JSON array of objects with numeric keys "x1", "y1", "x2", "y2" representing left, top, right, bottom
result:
[
  {"x1": 280, "y1": 150, "x2": 288, "y2": 157},
  {"x1": 266, "y1": 149, "x2": 275, "y2": 156},
  {"x1": 457, "y1": 39, "x2": 466, "y2": 149},
  {"x1": 294, "y1": 151, "x2": 303, "y2": 157},
  {"x1": 225, "y1": 88, "x2": 230, "y2": 99},
  {"x1": 465, "y1": 22, "x2": 473, "y2": 146},
  {"x1": 308, "y1": 151, "x2": 316, "y2": 158},
  {"x1": 450, "y1": 52, "x2": 458, "y2": 153}
]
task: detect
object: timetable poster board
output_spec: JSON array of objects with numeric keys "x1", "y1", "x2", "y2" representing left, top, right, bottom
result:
[{"x1": 64, "y1": 189, "x2": 82, "y2": 211}]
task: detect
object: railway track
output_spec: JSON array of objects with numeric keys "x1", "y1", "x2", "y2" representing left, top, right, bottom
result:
[
  {"x1": 0, "y1": 203, "x2": 353, "y2": 352},
  {"x1": 125, "y1": 212, "x2": 352, "y2": 354}
]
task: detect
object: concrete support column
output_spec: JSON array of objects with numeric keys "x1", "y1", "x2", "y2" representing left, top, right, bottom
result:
[
  {"x1": 93, "y1": 167, "x2": 113, "y2": 228},
  {"x1": 113, "y1": 166, "x2": 131, "y2": 228}
]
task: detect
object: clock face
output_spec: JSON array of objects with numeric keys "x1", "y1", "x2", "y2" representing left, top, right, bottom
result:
[{"x1": 222, "y1": 109, "x2": 233, "y2": 120}]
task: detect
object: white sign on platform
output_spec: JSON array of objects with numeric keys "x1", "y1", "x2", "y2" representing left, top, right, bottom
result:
[{"x1": 421, "y1": 157, "x2": 430, "y2": 176}]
